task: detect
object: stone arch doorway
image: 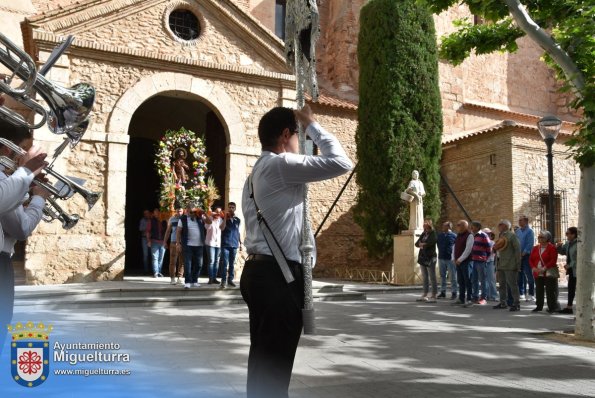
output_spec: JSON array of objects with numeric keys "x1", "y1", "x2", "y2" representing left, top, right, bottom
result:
[{"x1": 124, "y1": 91, "x2": 227, "y2": 275}]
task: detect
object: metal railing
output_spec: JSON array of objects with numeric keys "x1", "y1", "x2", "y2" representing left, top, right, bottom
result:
[{"x1": 334, "y1": 268, "x2": 393, "y2": 284}]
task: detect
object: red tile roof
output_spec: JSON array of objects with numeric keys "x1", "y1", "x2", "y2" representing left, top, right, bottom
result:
[
  {"x1": 442, "y1": 120, "x2": 573, "y2": 145},
  {"x1": 306, "y1": 93, "x2": 358, "y2": 111}
]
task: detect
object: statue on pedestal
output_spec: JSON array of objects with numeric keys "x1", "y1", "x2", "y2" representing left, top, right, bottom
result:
[{"x1": 401, "y1": 170, "x2": 425, "y2": 231}]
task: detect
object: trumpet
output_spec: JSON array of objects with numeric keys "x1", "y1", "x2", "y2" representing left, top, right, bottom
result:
[
  {"x1": 42, "y1": 197, "x2": 79, "y2": 230},
  {"x1": 0, "y1": 138, "x2": 101, "y2": 210},
  {"x1": 0, "y1": 32, "x2": 95, "y2": 146}
]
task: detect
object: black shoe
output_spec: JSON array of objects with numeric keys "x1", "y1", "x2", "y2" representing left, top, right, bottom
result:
[
  {"x1": 450, "y1": 293, "x2": 457, "y2": 300},
  {"x1": 219, "y1": 283, "x2": 226, "y2": 289},
  {"x1": 227, "y1": 281, "x2": 236, "y2": 287},
  {"x1": 509, "y1": 305, "x2": 520, "y2": 312},
  {"x1": 212, "y1": 279, "x2": 221, "y2": 284},
  {"x1": 207, "y1": 280, "x2": 213, "y2": 285},
  {"x1": 531, "y1": 308, "x2": 542, "y2": 313},
  {"x1": 493, "y1": 303, "x2": 507, "y2": 309},
  {"x1": 437, "y1": 292, "x2": 446, "y2": 299},
  {"x1": 558, "y1": 308, "x2": 573, "y2": 314},
  {"x1": 547, "y1": 309, "x2": 558, "y2": 314}
]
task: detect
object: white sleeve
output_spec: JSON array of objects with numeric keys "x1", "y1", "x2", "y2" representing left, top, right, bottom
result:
[
  {"x1": 277, "y1": 122, "x2": 353, "y2": 185},
  {"x1": 458, "y1": 234, "x2": 474, "y2": 262},
  {"x1": 0, "y1": 167, "x2": 35, "y2": 215},
  {"x1": 1, "y1": 196, "x2": 45, "y2": 241}
]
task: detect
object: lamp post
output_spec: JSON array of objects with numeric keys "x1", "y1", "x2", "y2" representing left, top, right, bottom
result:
[{"x1": 537, "y1": 115, "x2": 562, "y2": 241}]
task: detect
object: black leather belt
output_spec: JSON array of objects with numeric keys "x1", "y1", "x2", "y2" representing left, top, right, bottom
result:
[{"x1": 246, "y1": 254, "x2": 276, "y2": 262}]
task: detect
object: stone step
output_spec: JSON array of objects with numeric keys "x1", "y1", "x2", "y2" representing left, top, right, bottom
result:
[{"x1": 14, "y1": 283, "x2": 366, "y2": 309}]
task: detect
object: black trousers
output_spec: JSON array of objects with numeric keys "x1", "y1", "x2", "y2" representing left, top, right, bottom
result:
[
  {"x1": 0, "y1": 253, "x2": 14, "y2": 355},
  {"x1": 567, "y1": 267, "x2": 577, "y2": 306},
  {"x1": 535, "y1": 276, "x2": 559, "y2": 311},
  {"x1": 240, "y1": 257, "x2": 304, "y2": 398}
]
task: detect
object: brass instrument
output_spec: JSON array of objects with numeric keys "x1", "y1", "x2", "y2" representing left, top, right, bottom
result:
[
  {"x1": 42, "y1": 197, "x2": 79, "y2": 230},
  {"x1": 0, "y1": 138, "x2": 100, "y2": 210},
  {"x1": 0, "y1": 32, "x2": 95, "y2": 146},
  {"x1": 0, "y1": 32, "x2": 100, "y2": 229}
]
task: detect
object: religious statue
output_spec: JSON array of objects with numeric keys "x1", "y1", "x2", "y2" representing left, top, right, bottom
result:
[
  {"x1": 402, "y1": 170, "x2": 425, "y2": 231},
  {"x1": 172, "y1": 147, "x2": 189, "y2": 184}
]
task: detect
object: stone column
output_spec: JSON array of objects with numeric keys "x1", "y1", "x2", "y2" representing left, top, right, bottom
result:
[{"x1": 392, "y1": 230, "x2": 423, "y2": 285}]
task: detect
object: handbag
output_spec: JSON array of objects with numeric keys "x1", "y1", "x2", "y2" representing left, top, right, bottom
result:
[
  {"x1": 546, "y1": 267, "x2": 559, "y2": 279},
  {"x1": 540, "y1": 248, "x2": 559, "y2": 279},
  {"x1": 417, "y1": 249, "x2": 433, "y2": 267}
]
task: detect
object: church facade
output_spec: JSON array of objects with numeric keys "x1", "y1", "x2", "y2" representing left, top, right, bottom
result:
[{"x1": 0, "y1": 0, "x2": 580, "y2": 284}]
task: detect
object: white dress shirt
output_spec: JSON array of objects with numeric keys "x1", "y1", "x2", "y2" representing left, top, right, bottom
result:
[
  {"x1": 242, "y1": 122, "x2": 353, "y2": 264},
  {"x1": 0, "y1": 167, "x2": 37, "y2": 250},
  {"x1": 0, "y1": 170, "x2": 45, "y2": 253}
]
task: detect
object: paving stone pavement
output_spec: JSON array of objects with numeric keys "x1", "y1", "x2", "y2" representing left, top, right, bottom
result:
[{"x1": 2, "y1": 288, "x2": 593, "y2": 398}]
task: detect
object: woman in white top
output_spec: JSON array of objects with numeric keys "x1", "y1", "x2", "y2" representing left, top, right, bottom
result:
[{"x1": 205, "y1": 207, "x2": 226, "y2": 284}]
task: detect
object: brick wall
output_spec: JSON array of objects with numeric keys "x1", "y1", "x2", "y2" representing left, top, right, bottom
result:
[
  {"x1": 511, "y1": 132, "x2": 580, "y2": 233},
  {"x1": 308, "y1": 103, "x2": 391, "y2": 277},
  {"x1": 248, "y1": 0, "x2": 275, "y2": 32},
  {"x1": 441, "y1": 130, "x2": 514, "y2": 230}
]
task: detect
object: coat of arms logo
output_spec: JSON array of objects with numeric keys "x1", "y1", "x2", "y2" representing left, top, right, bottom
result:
[{"x1": 9, "y1": 321, "x2": 52, "y2": 388}]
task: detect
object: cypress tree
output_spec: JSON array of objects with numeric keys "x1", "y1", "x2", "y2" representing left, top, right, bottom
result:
[{"x1": 354, "y1": 0, "x2": 443, "y2": 256}]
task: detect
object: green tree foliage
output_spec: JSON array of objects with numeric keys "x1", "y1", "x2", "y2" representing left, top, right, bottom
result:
[
  {"x1": 424, "y1": 0, "x2": 594, "y2": 167},
  {"x1": 354, "y1": 0, "x2": 443, "y2": 256}
]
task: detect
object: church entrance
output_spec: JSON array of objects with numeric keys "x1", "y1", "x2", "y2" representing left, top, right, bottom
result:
[{"x1": 124, "y1": 92, "x2": 227, "y2": 275}]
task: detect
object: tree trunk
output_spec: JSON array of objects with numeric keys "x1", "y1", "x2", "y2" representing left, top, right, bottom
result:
[
  {"x1": 504, "y1": 0, "x2": 585, "y2": 93},
  {"x1": 504, "y1": 0, "x2": 594, "y2": 342},
  {"x1": 576, "y1": 166, "x2": 595, "y2": 340}
]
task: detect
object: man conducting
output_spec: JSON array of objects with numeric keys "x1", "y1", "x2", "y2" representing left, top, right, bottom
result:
[{"x1": 241, "y1": 105, "x2": 352, "y2": 397}]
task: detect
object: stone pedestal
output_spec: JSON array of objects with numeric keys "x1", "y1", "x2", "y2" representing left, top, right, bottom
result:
[{"x1": 392, "y1": 230, "x2": 423, "y2": 285}]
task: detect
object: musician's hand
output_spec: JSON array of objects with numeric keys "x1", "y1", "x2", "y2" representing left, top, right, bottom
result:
[
  {"x1": 31, "y1": 185, "x2": 51, "y2": 199},
  {"x1": 19, "y1": 146, "x2": 48, "y2": 176},
  {"x1": 33, "y1": 174, "x2": 50, "y2": 185},
  {"x1": 294, "y1": 104, "x2": 315, "y2": 130}
]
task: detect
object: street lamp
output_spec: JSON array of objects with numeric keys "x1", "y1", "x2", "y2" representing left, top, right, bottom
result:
[{"x1": 537, "y1": 115, "x2": 562, "y2": 241}]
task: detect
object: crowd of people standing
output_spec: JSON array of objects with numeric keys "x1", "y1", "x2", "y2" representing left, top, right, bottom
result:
[
  {"x1": 416, "y1": 216, "x2": 579, "y2": 314},
  {"x1": 138, "y1": 202, "x2": 242, "y2": 289}
]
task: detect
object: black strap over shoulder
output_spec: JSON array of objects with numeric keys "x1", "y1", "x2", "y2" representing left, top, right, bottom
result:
[{"x1": 248, "y1": 168, "x2": 295, "y2": 284}]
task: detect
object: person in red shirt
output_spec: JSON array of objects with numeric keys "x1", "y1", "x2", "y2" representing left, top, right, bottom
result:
[{"x1": 529, "y1": 230, "x2": 560, "y2": 313}]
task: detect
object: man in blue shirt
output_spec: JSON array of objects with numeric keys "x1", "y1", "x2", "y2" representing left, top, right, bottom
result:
[
  {"x1": 515, "y1": 215, "x2": 535, "y2": 301},
  {"x1": 220, "y1": 202, "x2": 241, "y2": 288},
  {"x1": 437, "y1": 221, "x2": 457, "y2": 299}
]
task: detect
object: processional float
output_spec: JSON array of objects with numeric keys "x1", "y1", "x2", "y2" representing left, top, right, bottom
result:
[
  {"x1": 284, "y1": 0, "x2": 321, "y2": 335},
  {"x1": 0, "y1": 32, "x2": 99, "y2": 229}
]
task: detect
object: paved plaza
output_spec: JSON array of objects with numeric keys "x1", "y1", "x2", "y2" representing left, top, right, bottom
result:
[{"x1": 1, "y1": 284, "x2": 594, "y2": 397}]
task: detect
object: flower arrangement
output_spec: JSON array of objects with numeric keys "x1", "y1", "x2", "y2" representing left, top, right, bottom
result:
[{"x1": 155, "y1": 127, "x2": 217, "y2": 214}]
